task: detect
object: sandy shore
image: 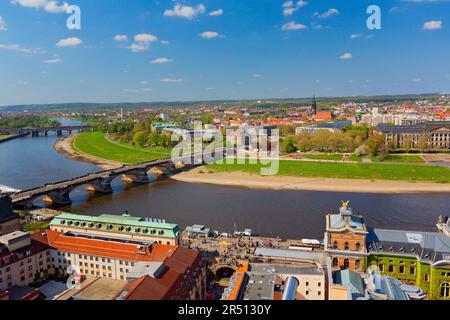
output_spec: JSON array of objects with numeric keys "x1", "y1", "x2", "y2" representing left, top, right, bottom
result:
[
  {"x1": 53, "y1": 137, "x2": 450, "y2": 194},
  {"x1": 54, "y1": 135, "x2": 123, "y2": 170},
  {"x1": 171, "y1": 167, "x2": 450, "y2": 194}
]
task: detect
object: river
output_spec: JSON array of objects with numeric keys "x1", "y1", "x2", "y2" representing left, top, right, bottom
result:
[{"x1": 0, "y1": 120, "x2": 449, "y2": 239}]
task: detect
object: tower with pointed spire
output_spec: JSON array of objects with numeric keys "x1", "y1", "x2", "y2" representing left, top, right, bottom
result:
[{"x1": 311, "y1": 95, "x2": 317, "y2": 116}]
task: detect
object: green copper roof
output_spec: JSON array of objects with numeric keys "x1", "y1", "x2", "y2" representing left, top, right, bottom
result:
[{"x1": 50, "y1": 213, "x2": 180, "y2": 239}]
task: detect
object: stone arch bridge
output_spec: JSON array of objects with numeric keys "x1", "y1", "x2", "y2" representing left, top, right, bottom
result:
[{"x1": 10, "y1": 151, "x2": 219, "y2": 208}]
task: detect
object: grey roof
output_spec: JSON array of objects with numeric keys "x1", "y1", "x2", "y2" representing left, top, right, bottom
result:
[
  {"x1": 333, "y1": 270, "x2": 366, "y2": 300},
  {"x1": 367, "y1": 228, "x2": 450, "y2": 263},
  {"x1": 243, "y1": 273, "x2": 275, "y2": 300},
  {"x1": 250, "y1": 263, "x2": 323, "y2": 276},
  {"x1": 254, "y1": 248, "x2": 323, "y2": 263},
  {"x1": 377, "y1": 121, "x2": 450, "y2": 134},
  {"x1": 327, "y1": 207, "x2": 366, "y2": 232}
]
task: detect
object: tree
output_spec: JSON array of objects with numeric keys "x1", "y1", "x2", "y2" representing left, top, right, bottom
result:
[
  {"x1": 132, "y1": 131, "x2": 146, "y2": 147},
  {"x1": 282, "y1": 137, "x2": 297, "y2": 154},
  {"x1": 366, "y1": 134, "x2": 388, "y2": 158}
]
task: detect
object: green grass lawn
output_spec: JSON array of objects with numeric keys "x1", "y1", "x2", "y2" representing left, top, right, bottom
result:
[
  {"x1": 379, "y1": 154, "x2": 425, "y2": 163},
  {"x1": 73, "y1": 132, "x2": 172, "y2": 164},
  {"x1": 208, "y1": 159, "x2": 450, "y2": 182}
]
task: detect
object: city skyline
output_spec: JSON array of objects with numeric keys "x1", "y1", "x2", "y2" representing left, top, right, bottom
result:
[{"x1": 0, "y1": 0, "x2": 449, "y2": 105}]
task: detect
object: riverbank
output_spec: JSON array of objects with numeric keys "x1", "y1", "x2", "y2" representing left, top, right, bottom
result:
[
  {"x1": 171, "y1": 166, "x2": 450, "y2": 194},
  {"x1": 54, "y1": 135, "x2": 123, "y2": 170}
]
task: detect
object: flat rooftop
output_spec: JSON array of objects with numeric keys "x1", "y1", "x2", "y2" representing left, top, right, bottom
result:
[{"x1": 55, "y1": 277, "x2": 126, "y2": 300}]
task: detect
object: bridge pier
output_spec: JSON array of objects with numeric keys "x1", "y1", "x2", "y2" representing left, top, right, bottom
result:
[
  {"x1": 43, "y1": 188, "x2": 73, "y2": 206},
  {"x1": 56, "y1": 129, "x2": 63, "y2": 137},
  {"x1": 86, "y1": 177, "x2": 113, "y2": 194},
  {"x1": 122, "y1": 169, "x2": 149, "y2": 184}
]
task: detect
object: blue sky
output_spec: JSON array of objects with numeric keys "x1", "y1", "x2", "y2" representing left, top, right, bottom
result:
[{"x1": 0, "y1": 0, "x2": 449, "y2": 105}]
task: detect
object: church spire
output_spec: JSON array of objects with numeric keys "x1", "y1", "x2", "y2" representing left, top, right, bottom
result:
[{"x1": 311, "y1": 95, "x2": 317, "y2": 115}]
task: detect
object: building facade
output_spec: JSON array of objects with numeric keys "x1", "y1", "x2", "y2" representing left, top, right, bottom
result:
[
  {"x1": 325, "y1": 202, "x2": 450, "y2": 300},
  {"x1": 0, "y1": 231, "x2": 51, "y2": 291},
  {"x1": 324, "y1": 202, "x2": 368, "y2": 272},
  {"x1": 378, "y1": 121, "x2": 450, "y2": 150}
]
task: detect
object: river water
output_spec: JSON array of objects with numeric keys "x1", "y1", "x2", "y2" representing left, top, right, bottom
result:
[{"x1": 0, "y1": 119, "x2": 449, "y2": 239}]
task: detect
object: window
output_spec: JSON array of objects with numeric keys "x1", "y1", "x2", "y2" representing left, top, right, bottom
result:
[
  {"x1": 333, "y1": 241, "x2": 338, "y2": 250},
  {"x1": 388, "y1": 265, "x2": 395, "y2": 273},
  {"x1": 399, "y1": 266, "x2": 405, "y2": 274},
  {"x1": 424, "y1": 274, "x2": 430, "y2": 282},
  {"x1": 379, "y1": 264, "x2": 384, "y2": 272},
  {"x1": 355, "y1": 242, "x2": 361, "y2": 251},
  {"x1": 441, "y1": 282, "x2": 450, "y2": 298},
  {"x1": 344, "y1": 242, "x2": 349, "y2": 251},
  {"x1": 305, "y1": 282, "x2": 309, "y2": 287},
  {"x1": 343, "y1": 259, "x2": 350, "y2": 269},
  {"x1": 355, "y1": 259, "x2": 361, "y2": 270},
  {"x1": 318, "y1": 291, "x2": 321, "y2": 296},
  {"x1": 410, "y1": 267, "x2": 416, "y2": 275}
]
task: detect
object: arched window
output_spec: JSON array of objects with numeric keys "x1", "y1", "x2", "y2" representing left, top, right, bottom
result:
[
  {"x1": 344, "y1": 242, "x2": 349, "y2": 251},
  {"x1": 343, "y1": 258, "x2": 350, "y2": 269},
  {"x1": 333, "y1": 241, "x2": 338, "y2": 250},
  {"x1": 441, "y1": 282, "x2": 450, "y2": 298},
  {"x1": 355, "y1": 242, "x2": 361, "y2": 251},
  {"x1": 332, "y1": 257, "x2": 339, "y2": 268},
  {"x1": 355, "y1": 259, "x2": 361, "y2": 270}
]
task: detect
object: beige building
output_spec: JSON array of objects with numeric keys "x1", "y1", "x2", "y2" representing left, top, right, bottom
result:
[
  {"x1": 378, "y1": 121, "x2": 450, "y2": 150},
  {"x1": 0, "y1": 231, "x2": 52, "y2": 291}
]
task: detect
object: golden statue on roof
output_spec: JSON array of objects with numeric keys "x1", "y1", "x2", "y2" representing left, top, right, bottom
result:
[{"x1": 341, "y1": 200, "x2": 350, "y2": 209}]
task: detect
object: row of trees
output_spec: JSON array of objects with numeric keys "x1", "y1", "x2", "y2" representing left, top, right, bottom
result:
[
  {"x1": 0, "y1": 115, "x2": 60, "y2": 130},
  {"x1": 289, "y1": 130, "x2": 367, "y2": 153},
  {"x1": 105, "y1": 120, "x2": 176, "y2": 148}
]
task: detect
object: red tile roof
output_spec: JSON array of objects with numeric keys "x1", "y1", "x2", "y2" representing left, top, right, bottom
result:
[{"x1": 46, "y1": 230, "x2": 177, "y2": 262}]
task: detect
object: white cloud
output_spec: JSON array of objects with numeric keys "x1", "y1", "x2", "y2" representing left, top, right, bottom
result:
[
  {"x1": 141, "y1": 80, "x2": 148, "y2": 85},
  {"x1": 350, "y1": 34, "x2": 362, "y2": 39},
  {"x1": 129, "y1": 43, "x2": 148, "y2": 52},
  {"x1": 151, "y1": 57, "x2": 173, "y2": 64},
  {"x1": 423, "y1": 20, "x2": 442, "y2": 30},
  {"x1": 56, "y1": 37, "x2": 82, "y2": 47},
  {"x1": 164, "y1": 4, "x2": 206, "y2": 19},
  {"x1": 11, "y1": 0, "x2": 70, "y2": 14},
  {"x1": 0, "y1": 43, "x2": 45, "y2": 54},
  {"x1": 0, "y1": 17, "x2": 7, "y2": 31},
  {"x1": 252, "y1": 74, "x2": 262, "y2": 78},
  {"x1": 282, "y1": 1, "x2": 307, "y2": 16},
  {"x1": 160, "y1": 78, "x2": 184, "y2": 83},
  {"x1": 43, "y1": 57, "x2": 62, "y2": 63},
  {"x1": 412, "y1": 78, "x2": 422, "y2": 82},
  {"x1": 315, "y1": 8, "x2": 339, "y2": 19},
  {"x1": 283, "y1": 7, "x2": 298, "y2": 16},
  {"x1": 134, "y1": 33, "x2": 158, "y2": 43},
  {"x1": 340, "y1": 53, "x2": 353, "y2": 59},
  {"x1": 282, "y1": 21, "x2": 307, "y2": 31},
  {"x1": 113, "y1": 34, "x2": 128, "y2": 42},
  {"x1": 44, "y1": 0, "x2": 69, "y2": 13},
  {"x1": 200, "y1": 31, "x2": 220, "y2": 39},
  {"x1": 161, "y1": 40, "x2": 170, "y2": 45},
  {"x1": 209, "y1": 9, "x2": 223, "y2": 16}
]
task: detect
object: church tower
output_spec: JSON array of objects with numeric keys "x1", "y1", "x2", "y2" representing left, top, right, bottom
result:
[{"x1": 311, "y1": 96, "x2": 317, "y2": 116}]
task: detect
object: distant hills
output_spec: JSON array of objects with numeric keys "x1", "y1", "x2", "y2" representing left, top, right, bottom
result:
[{"x1": 0, "y1": 93, "x2": 442, "y2": 112}]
